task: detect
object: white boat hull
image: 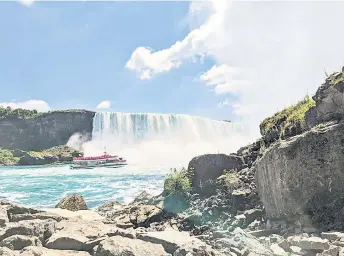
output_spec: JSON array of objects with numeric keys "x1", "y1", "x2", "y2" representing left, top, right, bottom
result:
[{"x1": 70, "y1": 162, "x2": 127, "y2": 170}]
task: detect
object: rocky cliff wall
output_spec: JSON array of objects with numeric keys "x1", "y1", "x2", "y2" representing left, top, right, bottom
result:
[{"x1": 0, "y1": 110, "x2": 95, "y2": 151}]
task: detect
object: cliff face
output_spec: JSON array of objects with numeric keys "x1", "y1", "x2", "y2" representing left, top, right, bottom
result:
[
  {"x1": 0, "y1": 110, "x2": 95, "y2": 151},
  {"x1": 254, "y1": 68, "x2": 344, "y2": 229}
]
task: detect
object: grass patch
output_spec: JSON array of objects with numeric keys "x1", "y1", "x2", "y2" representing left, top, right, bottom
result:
[
  {"x1": 164, "y1": 167, "x2": 192, "y2": 196},
  {"x1": 260, "y1": 95, "x2": 315, "y2": 137},
  {"x1": 217, "y1": 171, "x2": 240, "y2": 190}
]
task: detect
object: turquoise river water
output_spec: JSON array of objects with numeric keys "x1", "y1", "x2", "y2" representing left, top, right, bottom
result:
[{"x1": 0, "y1": 164, "x2": 167, "y2": 208}]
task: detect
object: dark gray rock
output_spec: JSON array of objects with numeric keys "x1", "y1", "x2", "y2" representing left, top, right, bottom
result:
[
  {"x1": 188, "y1": 154, "x2": 245, "y2": 194},
  {"x1": 55, "y1": 194, "x2": 88, "y2": 212}
]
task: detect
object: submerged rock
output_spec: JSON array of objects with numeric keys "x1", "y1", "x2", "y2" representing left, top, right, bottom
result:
[{"x1": 55, "y1": 194, "x2": 88, "y2": 212}]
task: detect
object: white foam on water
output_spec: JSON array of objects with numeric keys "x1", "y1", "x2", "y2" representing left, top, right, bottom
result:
[{"x1": 84, "y1": 112, "x2": 249, "y2": 168}]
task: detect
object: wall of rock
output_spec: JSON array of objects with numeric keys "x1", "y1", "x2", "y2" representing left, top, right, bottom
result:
[{"x1": 0, "y1": 110, "x2": 95, "y2": 151}]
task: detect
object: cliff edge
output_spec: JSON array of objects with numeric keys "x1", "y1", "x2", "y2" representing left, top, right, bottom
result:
[{"x1": 0, "y1": 109, "x2": 95, "y2": 151}]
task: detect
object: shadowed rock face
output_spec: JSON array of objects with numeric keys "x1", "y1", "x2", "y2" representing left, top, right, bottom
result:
[
  {"x1": 188, "y1": 154, "x2": 245, "y2": 195},
  {"x1": 0, "y1": 110, "x2": 95, "y2": 151},
  {"x1": 255, "y1": 121, "x2": 344, "y2": 229}
]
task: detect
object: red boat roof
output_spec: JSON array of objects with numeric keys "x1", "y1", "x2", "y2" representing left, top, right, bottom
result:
[{"x1": 73, "y1": 155, "x2": 119, "y2": 161}]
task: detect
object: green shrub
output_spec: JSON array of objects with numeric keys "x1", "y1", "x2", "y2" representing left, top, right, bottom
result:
[
  {"x1": 164, "y1": 168, "x2": 192, "y2": 196},
  {"x1": 0, "y1": 148, "x2": 19, "y2": 165},
  {"x1": 260, "y1": 95, "x2": 315, "y2": 136},
  {"x1": 217, "y1": 171, "x2": 240, "y2": 190}
]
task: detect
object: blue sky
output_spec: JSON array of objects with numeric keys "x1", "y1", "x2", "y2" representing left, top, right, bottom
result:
[
  {"x1": 2, "y1": 1, "x2": 344, "y2": 139},
  {"x1": 0, "y1": 1, "x2": 235, "y2": 121}
]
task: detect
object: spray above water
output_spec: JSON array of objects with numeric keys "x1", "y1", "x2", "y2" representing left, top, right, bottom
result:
[{"x1": 82, "y1": 112, "x2": 249, "y2": 167}]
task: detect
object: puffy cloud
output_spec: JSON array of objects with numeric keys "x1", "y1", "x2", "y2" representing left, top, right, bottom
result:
[
  {"x1": 200, "y1": 65, "x2": 252, "y2": 95},
  {"x1": 0, "y1": 100, "x2": 50, "y2": 112},
  {"x1": 96, "y1": 100, "x2": 111, "y2": 109},
  {"x1": 125, "y1": 0, "x2": 230, "y2": 79}
]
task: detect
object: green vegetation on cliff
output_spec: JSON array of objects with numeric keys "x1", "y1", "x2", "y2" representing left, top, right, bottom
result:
[
  {"x1": 0, "y1": 106, "x2": 41, "y2": 119},
  {"x1": 164, "y1": 168, "x2": 192, "y2": 196},
  {"x1": 0, "y1": 106, "x2": 92, "y2": 120},
  {"x1": 260, "y1": 95, "x2": 315, "y2": 138},
  {"x1": 0, "y1": 145, "x2": 81, "y2": 166}
]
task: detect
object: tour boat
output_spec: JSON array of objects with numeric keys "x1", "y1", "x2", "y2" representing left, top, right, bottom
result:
[{"x1": 70, "y1": 151, "x2": 127, "y2": 169}]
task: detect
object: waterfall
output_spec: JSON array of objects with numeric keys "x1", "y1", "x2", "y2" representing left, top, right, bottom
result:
[
  {"x1": 85, "y1": 112, "x2": 247, "y2": 166},
  {"x1": 92, "y1": 112, "x2": 241, "y2": 143}
]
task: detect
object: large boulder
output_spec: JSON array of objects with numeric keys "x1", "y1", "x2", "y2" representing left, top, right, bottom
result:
[
  {"x1": 55, "y1": 194, "x2": 88, "y2": 211},
  {"x1": 0, "y1": 219, "x2": 56, "y2": 244},
  {"x1": 255, "y1": 121, "x2": 344, "y2": 229},
  {"x1": 93, "y1": 236, "x2": 167, "y2": 256},
  {"x1": 45, "y1": 219, "x2": 114, "y2": 252},
  {"x1": 188, "y1": 154, "x2": 245, "y2": 194}
]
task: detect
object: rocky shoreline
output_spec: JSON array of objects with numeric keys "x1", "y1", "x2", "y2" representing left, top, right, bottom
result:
[
  {"x1": 1, "y1": 190, "x2": 344, "y2": 256},
  {"x1": 2, "y1": 67, "x2": 344, "y2": 255}
]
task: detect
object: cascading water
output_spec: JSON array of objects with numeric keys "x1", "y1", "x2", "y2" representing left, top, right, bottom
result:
[
  {"x1": 84, "y1": 112, "x2": 248, "y2": 167},
  {"x1": 92, "y1": 112, "x2": 241, "y2": 143}
]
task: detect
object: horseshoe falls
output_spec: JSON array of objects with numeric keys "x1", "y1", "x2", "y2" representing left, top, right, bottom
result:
[{"x1": 84, "y1": 112, "x2": 247, "y2": 167}]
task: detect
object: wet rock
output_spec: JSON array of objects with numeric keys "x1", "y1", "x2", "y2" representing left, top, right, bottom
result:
[
  {"x1": 93, "y1": 236, "x2": 167, "y2": 256},
  {"x1": 55, "y1": 194, "x2": 88, "y2": 212},
  {"x1": 0, "y1": 235, "x2": 41, "y2": 250}
]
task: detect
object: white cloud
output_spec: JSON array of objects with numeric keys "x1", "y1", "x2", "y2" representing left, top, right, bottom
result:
[
  {"x1": 127, "y1": 0, "x2": 344, "y2": 141},
  {"x1": 200, "y1": 65, "x2": 252, "y2": 95},
  {"x1": 18, "y1": 0, "x2": 34, "y2": 6},
  {"x1": 0, "y1": 100, "x2": 50, "y2": 112},
  {"x1": 96, "y1": 100, "x2": 111, "y2": 109},
  {"x1": 125, "y1": 0, "x2": 230, "y2": 80}
]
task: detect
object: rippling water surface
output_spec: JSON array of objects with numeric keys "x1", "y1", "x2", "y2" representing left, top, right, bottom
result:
[{"x1": 0, "y1": 164, "x2": 167, "y2": 208}]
